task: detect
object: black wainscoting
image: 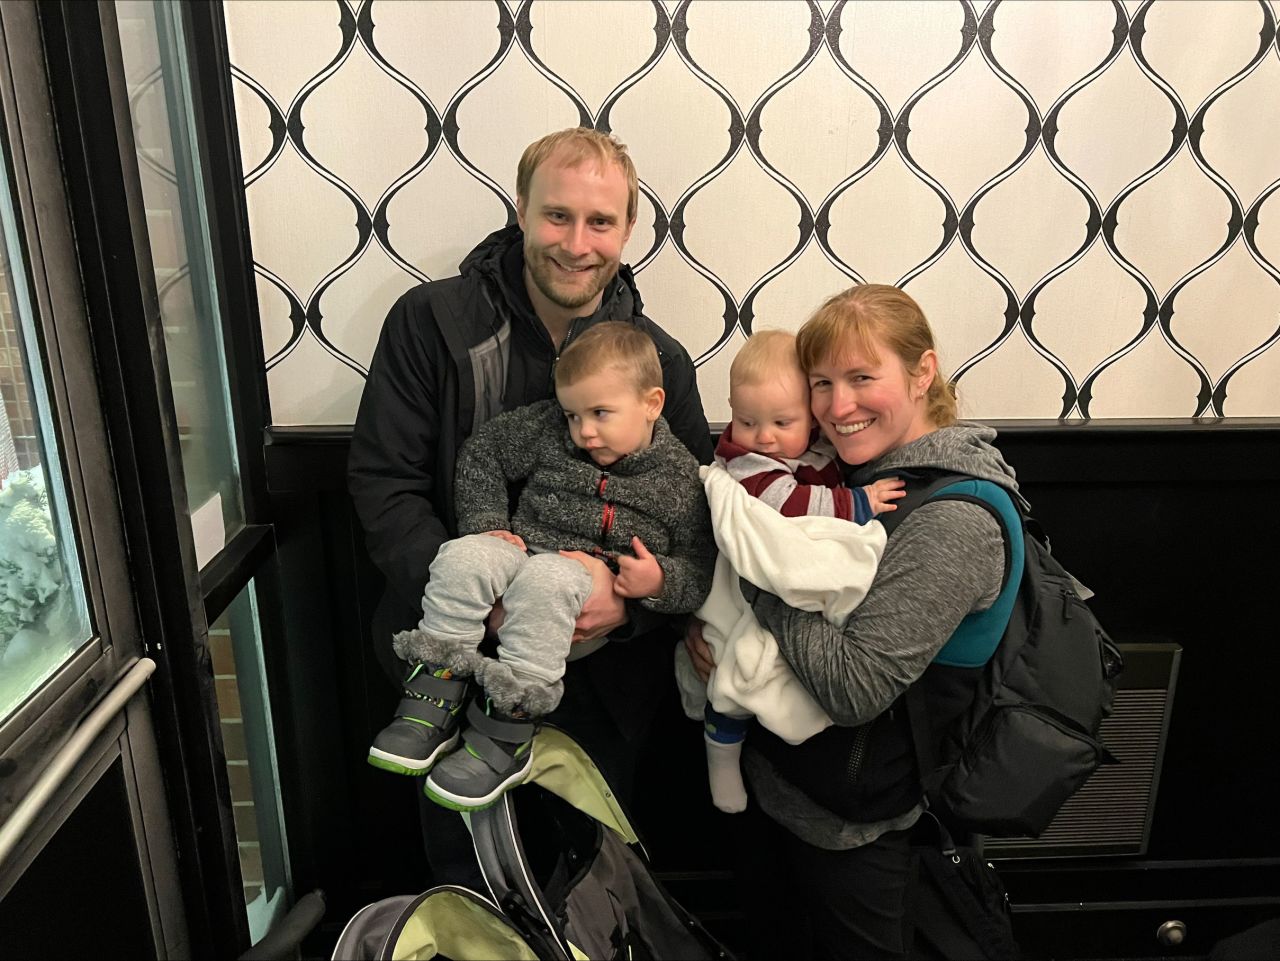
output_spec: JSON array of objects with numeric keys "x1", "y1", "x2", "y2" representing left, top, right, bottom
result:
[{"x1": 264, "y1": 420, "x2": 1280, "y2": 959}]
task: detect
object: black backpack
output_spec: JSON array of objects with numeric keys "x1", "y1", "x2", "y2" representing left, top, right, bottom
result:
[{"x1": 880, "y1": 470, "x2": 1125, "y2": 838}]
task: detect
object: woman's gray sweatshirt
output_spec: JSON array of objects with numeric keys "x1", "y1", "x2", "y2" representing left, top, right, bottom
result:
[{"x1": 743, "y1": 423, "x2": 1020, "y2": 848}]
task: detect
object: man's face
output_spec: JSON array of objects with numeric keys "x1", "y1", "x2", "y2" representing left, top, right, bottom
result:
[{"x1": 517, "y1": 153, "x2": 635, "y2": 317}]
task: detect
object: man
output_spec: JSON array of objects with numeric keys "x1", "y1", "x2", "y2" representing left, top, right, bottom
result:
[{"x1": 348, "y1": 126, "x2": 713, "y2": 886}]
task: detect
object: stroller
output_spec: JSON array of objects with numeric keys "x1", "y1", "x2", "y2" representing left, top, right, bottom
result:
[{"x1": 333, "y1": 726, "x2": 733, "y2": 960}]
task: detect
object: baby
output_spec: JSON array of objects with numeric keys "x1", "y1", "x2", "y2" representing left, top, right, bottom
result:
[
  {"x1": 676, "y1": 329, "x2": 902, "y2": 813},
  {"x1": 371, "y1": 322, "x2": 715, "y2": 811}
]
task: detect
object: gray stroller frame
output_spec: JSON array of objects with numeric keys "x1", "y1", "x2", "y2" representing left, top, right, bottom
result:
[{"x1": 332, "y1": 726, "x2": 732, "y2": 960}]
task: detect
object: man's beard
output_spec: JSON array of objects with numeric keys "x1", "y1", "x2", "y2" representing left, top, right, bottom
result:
[{"x1": 526, "y1": 249, "x2": 618, "y2": 311}]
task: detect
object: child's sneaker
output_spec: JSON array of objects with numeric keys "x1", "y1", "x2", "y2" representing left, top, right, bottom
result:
[
  {"x1": 368, "y1": 664, "x2": 472, "y2": 776},
  {"x1": 423, "y1": 698, "x2": 536, "y2": 810}
]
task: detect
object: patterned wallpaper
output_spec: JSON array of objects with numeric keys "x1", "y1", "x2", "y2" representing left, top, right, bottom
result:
[{"x1": 224, "y1": 0, "x2": 1280, "y2": 425}]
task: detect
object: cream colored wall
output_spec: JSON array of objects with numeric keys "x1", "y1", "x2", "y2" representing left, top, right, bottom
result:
[{"x1": 225, "y1": 0, "x2": 1280, "y2": 425}]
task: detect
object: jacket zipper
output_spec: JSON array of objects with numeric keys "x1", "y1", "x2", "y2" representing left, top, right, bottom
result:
[
  {"x1": 548, "y1": 318, "x2": 583, "y2": 393},
  {"x1": 596, "y1": 472, "x2": 614, "y2": 540}
]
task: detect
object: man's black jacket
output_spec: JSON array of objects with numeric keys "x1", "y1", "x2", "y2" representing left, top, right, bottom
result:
[{"x1": 348, "y1": 225, "x2": 714, "y2": 710}]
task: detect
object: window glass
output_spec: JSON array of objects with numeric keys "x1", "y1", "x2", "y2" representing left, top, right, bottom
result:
[
  {"x1": 116, "y1": 0, "x2": 244, "y2": 566},
  {"x1": 0, "y1": 140, "x2": 92, "y2": 721},
  {"x1": 209, "y1": 580, "x2": 291, "y2": 939}
]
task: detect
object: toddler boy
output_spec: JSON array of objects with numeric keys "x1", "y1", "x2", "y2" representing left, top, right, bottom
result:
[{"x1": 371, "y1": 322, "x2": 714, "y2": 810}]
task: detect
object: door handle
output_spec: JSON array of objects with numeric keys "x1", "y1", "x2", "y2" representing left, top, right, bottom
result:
[{"x1": 0, "y1": 657, "x2": 156, "y2": 869}]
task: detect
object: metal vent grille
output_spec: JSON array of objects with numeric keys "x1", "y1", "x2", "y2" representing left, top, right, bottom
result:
[{"x1": 986, "y1": 644, "x2": 1179, "y2": 859}]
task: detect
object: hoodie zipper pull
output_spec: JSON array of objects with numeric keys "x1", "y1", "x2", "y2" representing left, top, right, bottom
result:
[{"x1": 548, "y1": 319, "x2": 584, "y2": 394}]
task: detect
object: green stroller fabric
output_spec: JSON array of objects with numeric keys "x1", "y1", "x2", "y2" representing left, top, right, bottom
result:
[
  {"x1": 332, "y1": 886, "x2": 540, "y2": 960},
  {"x1": 471, "y1": 726, "x2": 729, "y2": 960},
  {"x1": 332, "y1": 727, "x2": 730, "y2": 961}
]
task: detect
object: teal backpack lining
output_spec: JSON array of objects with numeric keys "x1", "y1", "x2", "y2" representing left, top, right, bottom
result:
[{"x1": 928, "y1": 479, "x2": 1025, "y2": 669}]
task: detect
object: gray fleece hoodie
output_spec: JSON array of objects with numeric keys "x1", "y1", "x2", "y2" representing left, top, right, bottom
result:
[{"x1": 744, "y1": 423, "x2": 1021, "y2": 848}]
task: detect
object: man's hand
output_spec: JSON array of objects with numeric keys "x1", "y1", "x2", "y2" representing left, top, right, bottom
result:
[
  {"x1": 484, "y1": 599, "x2": 506, "y2": 638},
  {"x1": 684, "y1": 616, "x2": 714, "y2": 682},
  {"x1": 484, "y1": 529, "x2": 526, "y2": 551},
  {"x1": 614, "y1": 537, "x2": 665, "y2": 599},
  {"x1": 560, "y1": 550, "x2": 628, "y2": 642}
]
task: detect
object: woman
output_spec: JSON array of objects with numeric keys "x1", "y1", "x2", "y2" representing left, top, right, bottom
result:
[{"x1": 685, "y1": 284, "x2": 1020, "y2": 959}]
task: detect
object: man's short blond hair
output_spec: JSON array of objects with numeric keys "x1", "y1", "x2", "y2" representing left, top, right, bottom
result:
[
  {"x1": 730, "y1": 329, "x2": 804, "y2": 389},
  {"x1": 555, "y1": 322, "x2": 662, "y2": 394},
  {"x1": 517, "y1": 127, "x2": 639, "y2": 224}
]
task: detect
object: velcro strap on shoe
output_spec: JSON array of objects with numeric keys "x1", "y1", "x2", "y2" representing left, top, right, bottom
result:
[
  {"x1": 465, "y1": 699, "x2": 536, "y2": 743},
  {"x1": 395, "y1": 697, "x2": 453, "y2": 727},
  {"x1": 404, "y1": 671, "x2": 469, "y2": 702},
  {"x1": 461, "y1": 728, "x2": 521, "y2": 774}
]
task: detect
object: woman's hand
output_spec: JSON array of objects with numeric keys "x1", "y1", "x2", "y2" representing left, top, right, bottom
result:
[
  {"x1": 560, "y1": 550, "x2": 629, "y2": 642},
  {"x1": 683, "y1": 616, "x2": 714, "y2": 682}
]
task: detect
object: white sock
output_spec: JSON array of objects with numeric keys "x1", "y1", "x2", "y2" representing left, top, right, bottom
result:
[{"x1": 705, "y1": 733, "x2": 748, "y2": 813}]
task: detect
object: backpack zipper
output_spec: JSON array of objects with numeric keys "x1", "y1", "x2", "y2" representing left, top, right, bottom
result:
[{"x1": 845, "y1": 725, "x2": 871, "y2": 784}]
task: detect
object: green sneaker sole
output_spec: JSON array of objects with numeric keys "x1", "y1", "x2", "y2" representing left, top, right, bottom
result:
[
  {"x1": 367, "y1": 729, "x2": 460, "y2": 777},
  {"x1": 367, "y1": 754, "x2": 430, "y2": 777},
  {"x1": 421, "y1": 784, "x2": 503, "y2": 812}
]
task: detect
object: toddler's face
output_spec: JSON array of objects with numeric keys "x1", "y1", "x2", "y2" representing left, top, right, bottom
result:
[
  {"x1": 557, "y1": 368, "x2": 664, "y2": 467},
  {"x1": 728, "y1": 373, "x2": 813, "y2": 459}
]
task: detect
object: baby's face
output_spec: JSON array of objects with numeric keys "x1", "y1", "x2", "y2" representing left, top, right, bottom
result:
[{"x1": 728, "y1": 373, "x2": 813, "y2": 459}]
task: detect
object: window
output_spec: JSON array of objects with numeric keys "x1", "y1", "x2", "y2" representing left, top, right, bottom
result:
[{"x1": 0, "y1": 138, "x2": 91, "y2": 722}]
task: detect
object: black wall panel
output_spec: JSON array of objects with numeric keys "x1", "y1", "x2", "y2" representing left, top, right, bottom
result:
[{"x1": 264, "y1": 422, "x2": 1280, "y2": 958}]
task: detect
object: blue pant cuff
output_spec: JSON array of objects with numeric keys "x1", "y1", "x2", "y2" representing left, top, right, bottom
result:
[{"x1": 704, "y1": 707, "x2": 750, "y2": 744}]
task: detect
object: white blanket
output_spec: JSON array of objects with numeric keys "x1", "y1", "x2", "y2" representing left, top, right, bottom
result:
[{"x1": 675, "y1": 464, "x2": 886, "y2": 744}]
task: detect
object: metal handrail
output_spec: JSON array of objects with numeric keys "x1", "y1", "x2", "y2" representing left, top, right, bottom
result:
[{"x1": 0, "y1": 656, "x2": 157, "y2": 869}]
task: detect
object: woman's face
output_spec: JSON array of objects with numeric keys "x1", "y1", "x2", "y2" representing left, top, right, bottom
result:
[{"x1": 807, "y1": 335, "x2": 936, "y2": 465}]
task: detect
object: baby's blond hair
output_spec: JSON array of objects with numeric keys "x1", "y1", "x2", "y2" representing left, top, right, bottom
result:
[{"x1": 730, "y1": 329, "x2": 805, "y2": 390}]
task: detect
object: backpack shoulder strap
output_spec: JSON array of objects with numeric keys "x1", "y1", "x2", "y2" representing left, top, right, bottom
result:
[
  {"x1": 875, "y1": 469, "x2": 1022, "y2": 616},
  {"x1": 927, "y1": 480, "x2": 1024, "y2": 667},
  {"x1": 873, "y1": 468, "x2": 975, "y2": 538},
  {"x1": 895, "y1": 475, "x2": 1026, "y2": 805}
]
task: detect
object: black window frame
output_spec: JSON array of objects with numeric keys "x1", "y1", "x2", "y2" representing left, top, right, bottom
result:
[{"x1": 32, "y1": 2, "x2": 301, "y2": 955}]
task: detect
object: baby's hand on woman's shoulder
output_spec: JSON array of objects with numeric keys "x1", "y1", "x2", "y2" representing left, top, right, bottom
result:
[{"x1": 863, "y1": 476, "x2": 907, "y2": 515}]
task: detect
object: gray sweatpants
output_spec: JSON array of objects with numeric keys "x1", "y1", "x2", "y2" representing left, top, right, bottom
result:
[{"x1": 416, "y1": 533, "x2": 593, "y2": 716}]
